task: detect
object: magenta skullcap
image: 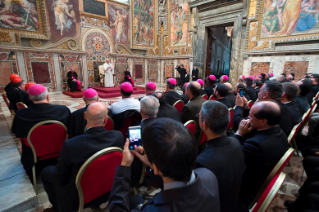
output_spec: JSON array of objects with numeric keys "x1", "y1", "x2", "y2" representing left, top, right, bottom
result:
[
  {"x1": 269, "y1": 73, "x2": 274, "y2": 77},
  {"x1": 248, "y1": 75, "x2": 254, "y2": 80},
  {"x1": 184, "y1": 82, "x2": 188, "y2": 87},
  {"x1": 28, "y1": 84, "x2": 46, "y2": 95},
  {"x1": 222, "y1": 75, "x2": 229, "y2": 81},
  {"x1": 83, "y1": 88, "x2": 98, "y2": 98},
  {"x1": 241, "y1": 75, "x2": 246, "y2": 79},
  {"x1": 265, "y1": 73, "x2": 268, "y2": 77},
  {"x1": 258, "y1": 74, "x2": 262, "y2": 78},
  {"x1": 209, "y1": 75, "x2": 216, "y2": 81},
  {"x1": 121, "y1": 82, "x2": 133, "y2": 92},
  {"x1": 168, "y1": 78, "x2": 177, "y2": 85},
  {"x1": 146, "y1": 82, "x2": 156, "y2": 90},
  {"x1": 197, "y1": 79, "x2": 204, "y2": 86}
]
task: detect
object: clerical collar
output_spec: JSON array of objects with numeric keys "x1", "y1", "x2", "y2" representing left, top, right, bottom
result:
[
  {"x1": 283, "y1": 101, "x2": 292, "y2": 104},
  {"x1": 163, "y1": 171, "x2": 196, "y2": 191}
]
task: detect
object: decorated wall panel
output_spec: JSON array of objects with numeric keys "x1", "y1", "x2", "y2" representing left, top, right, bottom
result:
[
  {"x1": 46, "y1": 0, "x2": 80, "y2": 42},
  {"x1": 84, "y1": 31, "x2": 111, "y2": 87},
  {"x1": 169, "y1": 0, "x2": 189, "y2": 47},
  {"x1": 0, "y1": 52, "x2": 17, "y2": 92},
  {"x1": 131, "y1": 0, "x2": 157, "y2": 48},
  {"x1": 246, "y1": 0, "x2": 319, "y2": 52},
  {"x1": 164, "y1": 60, "x2": 174, "y2": 78},
  {"x1": 108, "y1": 3, "x2": 130, "y2": 46},
  {"x1": 148, "y1": 59, "x2": 158, "y2": 82},
  {"x1": 283, "y1": 61, "x2": 309, "y2": 81},
  {"x1": 133, "y1": 58, "x2": 145, "y2": 85},
  {"x1": 24, "y1": 53, "x2": 56, "y2": 91},
  {"x1": 250, "y1": 62, "x2": 270, "y2": 76}
]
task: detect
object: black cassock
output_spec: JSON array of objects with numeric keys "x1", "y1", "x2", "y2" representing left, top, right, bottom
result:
[
  {"x1": 68, "y1": 105, "x2": 89, "y2": 138},
  {"x1": 124, "y1": 71, "x2": 131, "y2": 83},
  {"x1": 192, "y1": 68, "x2": 199, "y2": 81},
  {"x1": 11, "y1": 103, "x2": 71, "y2": 178},
  {"x1": 176, "y1": 67, "x2": 186, "y2": 87},
  {"x1": 67, "y1": 71, "x2": 78, "y2": 92},
  {"x1": 6, "y1": 86, "x2": 33, "y2": 111}
]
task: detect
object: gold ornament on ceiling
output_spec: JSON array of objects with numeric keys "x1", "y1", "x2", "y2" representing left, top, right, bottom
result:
[{"x1": 0, "y1": 32, "x2": 12, "y2": 42}]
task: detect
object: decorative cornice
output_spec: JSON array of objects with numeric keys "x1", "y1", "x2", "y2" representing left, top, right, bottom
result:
[
  {"x1": 115, "y1": 43, "x2": 134, "y2": 55},
  {"x1": 30, "y1": 37, "x2": 79, "y2": 50}
]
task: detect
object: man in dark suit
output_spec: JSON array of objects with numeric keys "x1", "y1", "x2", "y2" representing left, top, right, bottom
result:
[
  {"x1": 41, "y1": 102, "x2": 124, "y2": 212},
  {"x1": 138, "y1": 82, "x2": 156, "y2": 101},
  {"x1": 11, "y1": 84, "x2": 71, "y2": 178},
  {"x1": 295, "y1": 79, "x2": 311, "y2": 115},
  {"x1": 233, "y1": 80, "x2": 293, "y2": 136},
  {"x1": 224, "y1": 82, "x2": 236, "y2": 107},
  {"x1": 281, "y1": 82, "x2": 302, "y2": 126},
  {"x1": 181, "y1": 81, "x2": 206, "y2": 137},
  {"x1": 306, "y1": 74, "x2": 319, "y2": 104},
  {"x1": 164, "y1": 78, "x2": 182, "y2": 106},
  {"x1": 244, "y1": 77, "x2": 257, "y2": 102},
  {"x1": 204, "y1": 75, "x2": 217, "y2": 98},
  {"x1": 5, "y1": 75, "x2": 33, "y2": 111},
  {"x1": 195, "y1": 101, "x2": 245, "y2": 212},
  {"x1": 68, "y1": 88, "x2": 99, "y2": 138},
  {"x1": 152, "y1": 92, "x2": 181, "y2": 122},
  {"x1": 176, "y1": 64, "x2": 186, "y2": 88},
  {"x1": 253, "y1": 79, "x2": 262, "y2": 96},
  {"x1": 66, "y1": 67, "x2": 79, "y2": 92},
  {"x1": 109, "y1": 118, "x2": 220, "y2": 212},
  {"x1": 213, "y1": 83, "x2": 232, "y2": 108},
  {"x1": 234, "y1": 101, "x2": 288, "y2": 208},
  {"x1": 192, "y1": 65, "x2": 199, "y2": 81}
]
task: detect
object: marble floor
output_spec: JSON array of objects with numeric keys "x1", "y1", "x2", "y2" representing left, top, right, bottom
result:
[{"x1": 0, "y1": 84, "x2": 306, "y2": 212}]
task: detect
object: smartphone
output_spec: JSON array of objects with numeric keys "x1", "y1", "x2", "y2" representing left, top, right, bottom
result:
[
  {"x1": 239, "y1": 89, "x2": 244, "y2": 97},
  {"x1": 128, "y1": 126, "x2": 142, "y2": 150}
]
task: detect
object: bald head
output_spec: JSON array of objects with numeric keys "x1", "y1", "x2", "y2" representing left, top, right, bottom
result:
[
  {"x1": 186, "y1": 81, "x2": 202, "y2": 99},
  {"x1": 224, "y1": 82, "x2": 232, "y2": 92},
  {"x1": 85, "y1": 102, "x2": 108, "y2": 127},
  {"x1": 251, "y1": 101, "x2": 281, "y2": 128}
]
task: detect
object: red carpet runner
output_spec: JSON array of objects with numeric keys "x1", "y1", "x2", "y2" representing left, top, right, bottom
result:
[{"x1": 62, "y1": 86, "x2": 145, "y2": 98}]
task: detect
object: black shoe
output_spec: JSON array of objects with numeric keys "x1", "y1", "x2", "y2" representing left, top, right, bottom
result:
[{"x1": 284, "y1": 200, "x2": 294, "y2": 208}]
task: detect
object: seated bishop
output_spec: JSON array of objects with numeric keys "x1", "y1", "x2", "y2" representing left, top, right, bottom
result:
[{"x1": 11, "y1": 84, "x2": 71, "y2": 178}]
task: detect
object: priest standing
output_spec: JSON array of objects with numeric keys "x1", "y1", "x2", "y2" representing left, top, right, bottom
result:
[{"x1": 103, "y1": 59, "x2": 114, "y2": 87}]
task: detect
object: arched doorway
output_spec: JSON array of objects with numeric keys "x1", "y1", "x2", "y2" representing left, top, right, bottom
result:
[{"x1": 82, "y1": 29, "x2": 113, "y2": 87}]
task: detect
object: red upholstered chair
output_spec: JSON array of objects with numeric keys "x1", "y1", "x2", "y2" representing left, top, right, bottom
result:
[
  {"x1": 118, "y1": 111, "x2": 141, "y2": 138},
  {"x1": 104, "y1": 116, "x2": 114, "y2": 131},
  {"x1": 27, "y1": 120, "x2": 68, "y2": 193},
  {"x1": 75, "y1": 147, "x2": 123, "y2": 212},
  {"x1": 184, "y1": 120, "x2": 197, "y2": 136},
  {"x1": 173, "y1": 100, "x2": 184, "y2": 115},
  {"x1": 2, "y1": 91, "x2": 15, "y2": 116},
  {"x1": 247, "y1": 100, "x2": 253, "y2": 109},
  {"x1": 227, "y1": 108, "x2": 234, "y2": 130},
  {"x1": 202, "y1": 94, "x2": 208, "y2": 100},
  {"x1": 16, "y1": 102, "x2": 28, "y2": 109},
  {"x1": 251, "y1": 172, "x2": 286, "y2": 212},
  {"x1": 198, "y1": 131, "x2": 207, "y2": 146},
  {"x1": 209, "y1": 95, "x2": 217, "y2": 100},
  {"x1": 249, "y1": 148, "x2": 294, "y2": 209}
]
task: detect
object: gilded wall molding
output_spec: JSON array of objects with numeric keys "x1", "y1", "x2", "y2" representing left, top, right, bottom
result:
[
  {"x1": 115, "y1": 43, "x2": 134, "y2": 55},
  {"x1": 30, "y1": 38, "x2": 79, "y2": 50}
]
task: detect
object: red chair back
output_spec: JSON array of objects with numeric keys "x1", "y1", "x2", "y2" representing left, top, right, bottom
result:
[
  {"x1": 248, "y1": 100, "x2": 253, "y2": 109},
  {"x1": 198, "y1": 131, "x2": 207, "y2": 146},
  {"x1": 184, "y1": 120, "x2": 197, "y2": 135},
  {"x1": 104, "y1": 116, "x2": 114, "y2": 131},
  {"x1": 76, "y1": 147, "x2": 123, "y2": 211},
  {"x1": 173, "y1": 100, "x2": 184, "y2": 115},
  {"x1": 118, "y1": 111, "x2": 141, "y2": 138},
  {"x1": 227, "y1": 108, "x2": 234, "y2": 130},
  {"x1": 209, "y1": 95, "x2": 217, "y2": 100},
  {"x1": 202, "y1": 94, "x2": 208, "y2": 100},
  {"x1": 16, "y1": 102, "x2": 28, "y2": 109},
  {"x1": 249, "y1": 148, "x2": 294, "y2": 209},
  {"x1": 251, "y1": 172, "x2": 286, "y2": 212},
  {"x1": 27, "y1": 121, "x2": 68, "y2": 162}
]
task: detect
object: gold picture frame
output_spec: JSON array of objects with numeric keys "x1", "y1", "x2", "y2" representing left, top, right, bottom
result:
[
  {"x1": 131, "y1": 0, "x2": 158, "y2": 49},
  {"x1": 0, "y1": 0, "x2": 48, "y2": 39},
  {"x1": 79, "y1": 0, "x2": 108, "y2": 20}
]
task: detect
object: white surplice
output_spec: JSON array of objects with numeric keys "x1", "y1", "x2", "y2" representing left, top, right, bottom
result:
[{"x1": 103, "y1": 62, "x2": 114, "y2": 87}]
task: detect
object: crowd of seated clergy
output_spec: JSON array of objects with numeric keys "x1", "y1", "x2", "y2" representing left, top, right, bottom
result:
[{"x1": 7, "y1": 71, "x2": 319, "y2": 212}]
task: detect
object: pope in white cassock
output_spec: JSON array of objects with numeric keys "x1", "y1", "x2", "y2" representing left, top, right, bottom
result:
[{"x1": 103, "y1": 59, "x2": 114, "y2": 87}]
